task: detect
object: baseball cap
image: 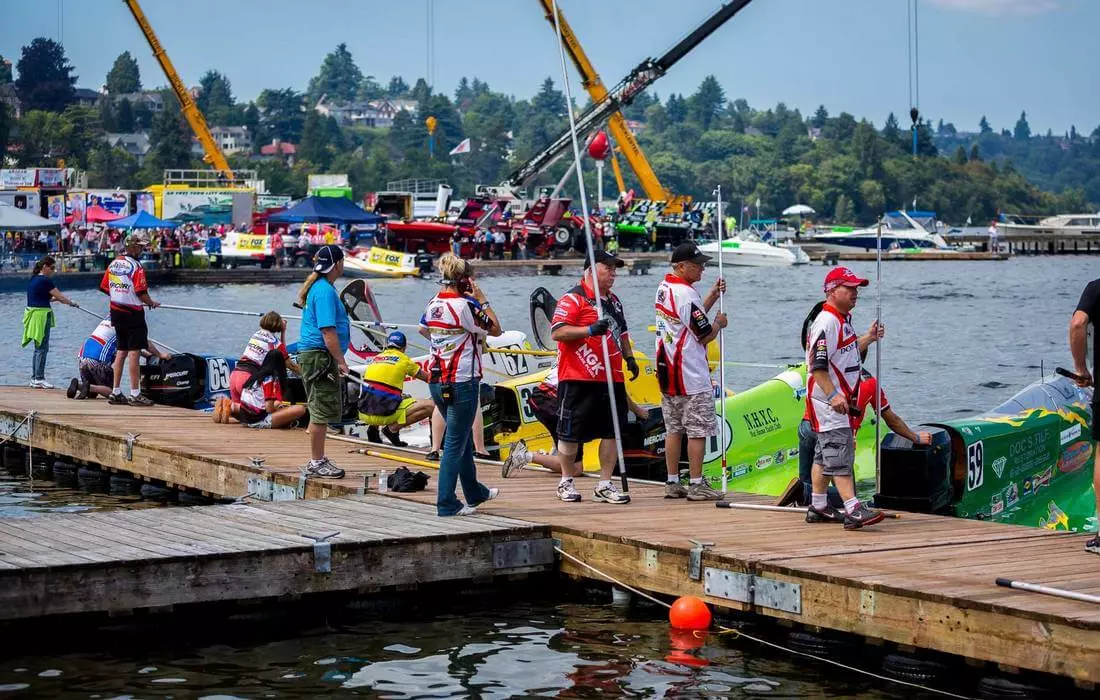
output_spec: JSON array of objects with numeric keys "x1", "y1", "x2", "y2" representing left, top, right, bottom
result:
[
  {"x1": 823, "y1": 266, "x2": 870, "y2": 293},
  {"x1": 313, "y1": 244, "x2": 344, "y2": 273},
  {"x1": 670, "y1": 241, "x2": 712, "y2": 265},
  {"x1": 123, "y1": 234, "x2": 145, "y2": 248},
  {"x1": 385, "y1": 330, "x2": 407, "y2": 350},
  {"x1": 583, "y1": 250, "x2": 625, "y2": 269}
]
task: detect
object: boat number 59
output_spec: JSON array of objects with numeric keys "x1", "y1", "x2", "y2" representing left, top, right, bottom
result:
[{"x1": 966, "y1": 440, "x2": 984, "y2": 491}]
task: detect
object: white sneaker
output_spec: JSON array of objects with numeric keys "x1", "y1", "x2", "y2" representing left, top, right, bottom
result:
[
  {"x1": 557, "y1": 479, "x2": 582, "y2": 502},
  {"x1": 593, "y1": 483, "x2": 630, "y2": 504},
  {"x1": 32, "y1": 379, "x2": 54, "y2": 389},
  {"x1": 486, "y1": 487, "x2": 500, "y2": 501},
  {"x1": 29, "y1": 379, "x2": 42, "y2": 388},
  {"x1": 456, "y1": 505, "x2": 478, "y2": 516},
  {"x1": 501, "y1": 440, "x2": 532, "y2": 478}
]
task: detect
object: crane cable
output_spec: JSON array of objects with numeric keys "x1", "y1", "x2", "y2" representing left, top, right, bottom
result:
[{"x1": 549, "y1": 0, "x2": 629, "y2": 493}]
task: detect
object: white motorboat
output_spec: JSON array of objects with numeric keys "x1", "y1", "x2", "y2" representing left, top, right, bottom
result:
[
  {"x1": 1000, "y1": 213, "x2": 1100, "y2": 237},
  {"x1": 698, "y1": 235, "x2": 810, "y2": 266},
  {"x1": 812, "y1": 210, "x2": 951, "y2": 252}
]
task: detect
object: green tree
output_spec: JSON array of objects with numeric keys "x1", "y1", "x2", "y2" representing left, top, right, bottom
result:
[
  {"x1": 1013, "y1": 111, "x2": 1031, "y2": 141},
  {"x1": 116, "y1": 98, "x2": 134, "y2": 132},
  {"x1": 0, "y1": 55, "x2": 13, "y2": 84},
  {"x1": 954, "y1": 145, "x2": 968, "y2": 165},
  {"x1": 531, "y1": 77, "x2": 565, "y2": 117},
  {"x1": 387, "y1": 75, "x2": 409, "y2": 97},
  {"x1": 969, "y1": 143, "x2": 981, "y2": 162},
  {"x1": 410, "y1": 78, "x2": 431, "y2": 104},
  {"x1": 298, "y1": 110, "x2": 334, "y2": 169},
  {"x1": 665, "y1": 94, "x2": 687, "y2": 124},
  {"x1": 811, "y1": 104, "x2": 829, "y2": 128},
  {"x1": 62, "y1": 104, "x2": 102, "y2": 169},
  {"x1": 88, "y1": 144, "x2": 139, "y2": 189},
  {"x1": 834, "y1": 194, "x2": 852, "y2": 223},
  {"x1": 257, "y1": 88, "x2": 304, "y2": 142},
  {"x1": 687, "y1": 75, "x2": 724, "y2": 130},
  {"x1": 243, "y1": 103, "x2": 261, "y2": 152},
  {"x1": 15, "y1": 38, "x2": 77, "y2": 112},
  {"x1": 0, "y1": 104, "x2": 12, "y2": 162},
  {"x1": 15, "y1": 110, "x2": 73, "y2": 166},
  {"x1": 97, "y1": 97, "x2": 117, "y2": 132},
  {"x1": 979, "y1": 115, "x2": 992, "y2": 134},
  {"x1": 307, "y1": 43, "x2": 364, "y2": 104},
  {"x1": 105, "y1": 51, "x2": 141, "y2": 94},
  {"x1": 882, "y1": 112, "x2": 901, "y2": 144},
  {"x1": 197, "y1": 70, "x2": 235, "y2": 124},
  {"x1": 144, "y1": 100, "x2": 193, "y2": 177}
]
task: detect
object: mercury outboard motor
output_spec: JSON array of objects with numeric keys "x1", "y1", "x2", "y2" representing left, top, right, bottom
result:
[
  {"x1": 620, "y1": 407, "x2": 668, "y2": 482},
  {"x1": 141, "y1": 354, "x2": 203, "y2": 407},
  {"x1": 873, "y1": 427, "x2": 953, "y2": 514},
  {"x1": 415, "y1": 249, "x2": 434, "y2": 276}
]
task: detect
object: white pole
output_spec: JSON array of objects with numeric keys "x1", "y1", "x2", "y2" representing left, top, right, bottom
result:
[
  {"x1": 875, "y1": 219, "x2": 883, "y2": 489},
  {"x1": 595, "y1": 160, "x2": 604, "y2": 216},
  {"x1": 996, "y1": 578, "x2": 1100, "y2": 605},
  {"x1": 714, "y1": 186, "x2": 728, "y2": 493},
  {"x1": 550, "y1": 0, "x2": 628, "y2": 493}
]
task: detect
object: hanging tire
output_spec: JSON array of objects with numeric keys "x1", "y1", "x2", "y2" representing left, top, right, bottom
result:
[
  {"x1": 2, "y1": 445, "x2": 25, "y2": 471},
  {"x1": 52, "y1": 461, "x2": 77, "y2": 487},
  {"x1": 108, "y1": 474, "x2": 142, "y2": 496},
  {"x1": 977, "y1": 676, "x2": 1051, "y2": 699},
  {"x1": 140, "y1": 483, "x2": 177, "y2": 503},
  {"x1": 30, "y1": 457, "x2": 52, "y2": 480},
  {"x1": 77, "y1": 466, "x2": 110, "y2": 493},
  {"x1": 881, "y1": 653, "x2": 949, "y2": 683},
  {"x1": 177, "y1": 490, "x2": 214, "y2": 506},
  {"x1": 787, "y1": 630, "x2": 853, "y2": 657}
]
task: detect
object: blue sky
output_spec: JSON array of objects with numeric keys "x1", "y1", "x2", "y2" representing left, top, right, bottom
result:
[{"x1": 2, "y1": 0, "x2": 1095, "y2": 135}]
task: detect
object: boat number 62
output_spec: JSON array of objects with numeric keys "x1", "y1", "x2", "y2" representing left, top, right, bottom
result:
[{"x1": 966, "y1": 440, "x2": 984, "y2": 491}]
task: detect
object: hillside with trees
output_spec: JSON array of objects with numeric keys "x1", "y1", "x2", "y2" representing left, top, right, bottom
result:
[{"x1": 1, "y1": 38, "x2": 1096, "y2": 224}]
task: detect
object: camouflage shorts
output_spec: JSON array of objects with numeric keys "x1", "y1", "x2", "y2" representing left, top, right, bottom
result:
[{"x1": 661, "y1": 391, "x2": 717, "y2": 438}]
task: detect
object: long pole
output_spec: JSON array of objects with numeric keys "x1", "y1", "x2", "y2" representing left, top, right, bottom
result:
[
  {"x1": 551, "y1": 0, "x2": 628, "y2": 494},
  {"x1": 875, "y1": 220, "x2": 883, "y2": 490},
  {"x1": 996, "y1": 578, "x2": 1100, "y2": 606},
  {"x1": 714, "y1": 185, "x2": 728, "y2": 493},
  {"x1": 73, "y1": 304, "x2": 181, "y2": 355}
]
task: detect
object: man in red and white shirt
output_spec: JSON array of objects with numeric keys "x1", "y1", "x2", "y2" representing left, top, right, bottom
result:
[
  {"x1": 550, "y1": 250, "x2": 638, "y2": 504},
  {"x1": 98, "y1": 234, "x2": 160, "y2": 406},
  {"x1": 655, "y1": 242, "x2": 727, "y2": 501},
  {"x1": 804, "y1": 266, "x2": 886, "y2": 529}
]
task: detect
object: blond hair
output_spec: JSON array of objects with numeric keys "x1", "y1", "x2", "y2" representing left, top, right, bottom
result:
[
  {"x1": 260, "y1": 311, "x2": 284, "y2": 333},
  {"x1": 438, "y1": 253, "x2": 470, "y2": 284},
  {"x1": 295, "y1": 272, "x2": 320, "y2": 308}
]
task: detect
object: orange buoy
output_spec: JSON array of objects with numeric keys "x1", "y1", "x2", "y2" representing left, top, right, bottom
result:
[{"x1": 669, "y1": 596, "x2": 712, "y2": 630}]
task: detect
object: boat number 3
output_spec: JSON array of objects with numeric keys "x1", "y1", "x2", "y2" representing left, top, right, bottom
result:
[
  {"x1": 517, "y1": 382, "x2": 540, "y2": 423},
  {"x1": 966, "y1": 440, "x2": 984, "y2": 491},
  {"x1": 206, "y1": 358, "x2": 231, "y2": 393}
]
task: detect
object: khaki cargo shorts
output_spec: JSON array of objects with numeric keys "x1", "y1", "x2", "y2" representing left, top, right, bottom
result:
[
  {"x1": 813, "y1": 427, "x2": 855, "y2": 477},
  {"x1": 661, "y1": 391, "x2": 717, "y2": 438},
  {"x1": 299, "y1": 349, "x2": 341, "y2": 425}
]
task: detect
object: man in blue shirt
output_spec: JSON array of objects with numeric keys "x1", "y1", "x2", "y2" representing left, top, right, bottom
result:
[{"x1": 295, "y1": 244, "x2": 350, "y2": 478}]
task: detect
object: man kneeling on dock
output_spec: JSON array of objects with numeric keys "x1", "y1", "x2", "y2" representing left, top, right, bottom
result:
[
  {"x1": 358, "y1": 331, "x2": 435, "y2": 447},
  {"x1": 68, "y1": 318, "x2": 170, "y2": 400}
]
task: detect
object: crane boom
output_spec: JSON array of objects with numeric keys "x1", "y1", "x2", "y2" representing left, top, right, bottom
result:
[
  {"x1": 537, "y1": 0, "x2": 687, "y2": 211},
  {"x1": 123, "y1": 0, "x2": 235, "y2": 181},
  {"x1": 504, "y1": 0, "x2": 752, "y2": 205}
]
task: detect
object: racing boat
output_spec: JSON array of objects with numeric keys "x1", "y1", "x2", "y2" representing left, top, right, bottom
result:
[
  {"x1": 698, "y1": 235, "x2": 811, "y2": 267},
  {"x1": 876, "y1": 373, "x2": 1096, "y2": 531},
  {"x1": 342, "y1": 246, "x2": 421, "y2": 279}
]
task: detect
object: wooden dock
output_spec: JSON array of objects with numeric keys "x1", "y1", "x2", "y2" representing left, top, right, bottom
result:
[{"x1": 0, "y1": 387, "x2": 1098, "y2": 685}]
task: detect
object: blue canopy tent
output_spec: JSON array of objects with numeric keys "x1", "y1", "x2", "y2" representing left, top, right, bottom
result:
[
  {"x1": 109, "y1": 210, "x2": 178, "y2": 229},
  {"x1": 267, "y1": 196, "x2": 384, "y2": 225}
]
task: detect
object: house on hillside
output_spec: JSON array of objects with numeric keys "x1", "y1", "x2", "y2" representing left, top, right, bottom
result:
[
  {"x1": 190, "y1": 125, "x2": 252, "y2": 156},
  {"x1": 314, "y1": 95, "x2": 418, "y2": 128},
  {"x1": 103, "y1": 132, "x2": 152, "y2": 163},
  {"x1": 0, "y1": 83, "x2": 21, "y2": 119},
  {"x1": 73, "y1": 88, "x2": 101, "y2": 108},
  {"x1": 258, "y1": 139, "x2": 296, "y2": 165},
  {"x1": 110, "y1": 91, "x2": 166, "y2": 113}
]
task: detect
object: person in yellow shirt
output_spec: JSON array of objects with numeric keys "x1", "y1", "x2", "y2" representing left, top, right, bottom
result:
[{"x1": 359, "y1": 331, "x2": 435, "y2": 446}]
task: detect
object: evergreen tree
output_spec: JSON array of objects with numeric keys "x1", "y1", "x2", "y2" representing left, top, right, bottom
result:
[
  {"x1": 687, "y1": 75, "x2": 724, "y2": 130},
  {"x1": 197, "y1": 70, "x2": 235, "y2": 124},
  {"x1": 15, "y1": 110, "x2": 73, "y2": 166},
  {"x1": 410, "y1": 78, "x2": 431, "y2": 104},
  {"x1": 105, "y1": 51, "x2": 141, "y2": 94},
  {"x1": 256, "y1": 88, "x2": 304, "y2": 142},
  {"x1": 97, "y1": 98, "x2": 117, "y2": 132},
  {"x1": 146, "y1": 101, "x2": 194, "y2": 175},
  {"x1": 306, "y1": 43, "x2": 364, "y2": 104},
  {"x1": 882, "y1": 112, "x2": 900, "y2": 143},
  {"x1": 969, "y1": 143, "x2": 981, "y2": 162},
  {"x1": 979, "y1": 115, "x2": 992, "y2": 134},
  {"x1": 116, "y1": 98, "x2": 134, "y2": 132},
  {"x1": 954, "y1": 145, "x2": 968, "y2": 165},
  {"x1": 666, "y1": 94, "x2": 687, "y2": 124},
  {"x1": 387, "y1": 76, "x2": 409, "y2": 97},
  {"x1": 454, "y1": 77, "x2": 472, "y2": 105},
  {"x1": 834, "y1": 194, "x2": 852, "y2": 223},
  {"x1": 531, "y1": 77, "x2": 565, "y2": 117},
  {"x1": 298, "y1": 110, "x2": 333, "y2": 169},
  {"x1": 0, "y1": 55, "x2": 12, "y2": 84},
  {"x1": 15, "y1": 38, "x2": 77, "y2": 112},
  {"x1": 0, "y1": 105, "x2": 12, "y2": 163},
  {"x1": 812, "y1": 104, "x2": 829, "y2": 128},
  {"x1": 1013, "y1": 111, "x2": 1031, "y2": 140}
]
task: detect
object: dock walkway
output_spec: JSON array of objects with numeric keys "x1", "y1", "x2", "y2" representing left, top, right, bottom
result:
[{"x1": 0, "y1": 387, "x2": 1097, "y2": 683}]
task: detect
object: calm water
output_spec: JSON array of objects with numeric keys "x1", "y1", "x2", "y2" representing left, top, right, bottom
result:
[{"x1": 0, "y1": 256, "x2": 1094, "y2": 697}]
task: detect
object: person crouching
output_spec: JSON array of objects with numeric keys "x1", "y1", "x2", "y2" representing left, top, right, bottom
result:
[
  {"x1": 214, "y1": 311, "x2": 306, "y2": 429},
  {"x1": 359, "y1": 331, "x2": 435, "y2": 447}
]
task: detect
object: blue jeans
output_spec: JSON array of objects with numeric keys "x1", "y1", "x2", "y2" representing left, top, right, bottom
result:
[
  {"x1": 31, "y1": 323, "x2": 51, "y2": 381},
  {"x1": 430, "y1": 380, "x2": 490, "y2": 516},
  {"x1": 798, "y1": 419, "x2": 843, "y2": 508}
]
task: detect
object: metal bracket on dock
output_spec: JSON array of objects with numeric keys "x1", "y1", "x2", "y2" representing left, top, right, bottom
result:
[
  {"x1": 297, "y1": 469, "x2": 309, "y2": 499},
  {"x1": 124, "y1": 433, "x2": 141, "y2": 462},
  {"x1": 0, "y1": 412, "x2": 34, "y2": 446},
  {"x1": 245, "y1": 474, "x2": 299, "y2": 502},
  {"x1": 302, "y1": 532, "x2": 340, "y2": 573},
  {"x1": 493, "y1": 538, "x2": 556, "y2": 570},
  {"x1": 688, "y1": 540, "x2": 714, "y2": 581},
  {"x1": 704, "y1": 567, "x2": 802, "y2": 614}
]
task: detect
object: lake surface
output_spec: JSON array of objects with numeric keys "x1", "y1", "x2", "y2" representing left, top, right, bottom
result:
[{"x1": 0, "y1": 255, "x2": 1094, "y2": 697}]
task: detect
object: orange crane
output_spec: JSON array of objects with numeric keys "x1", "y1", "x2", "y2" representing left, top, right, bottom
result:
[{"x1": 123, "y1": 0, "x2": 234, "y2": 181}]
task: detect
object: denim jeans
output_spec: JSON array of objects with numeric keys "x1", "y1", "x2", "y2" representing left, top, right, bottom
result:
[
  {"x1": 430, "y1": 380, "x2": 490, "y2": 516},
  {"x1": 31, "y1": 323, "x2": 51, "y2": 381},
  {"x1": 799, "y1": 418, "x2": 843, "y2": 508}
]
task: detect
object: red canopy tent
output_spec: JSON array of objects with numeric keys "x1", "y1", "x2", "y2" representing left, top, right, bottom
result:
[{"x1": 68, "y1": 206, "x2": 122, "y2": 225}]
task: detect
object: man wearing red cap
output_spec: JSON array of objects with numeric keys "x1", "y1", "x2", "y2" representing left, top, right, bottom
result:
[{"x1": 804, "y1": 266, "x2": 885, "y2": 529}]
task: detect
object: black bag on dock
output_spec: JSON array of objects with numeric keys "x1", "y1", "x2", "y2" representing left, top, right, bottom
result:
[{"x1": 387, "y1": 466, "x2": 429, "y2": 492}]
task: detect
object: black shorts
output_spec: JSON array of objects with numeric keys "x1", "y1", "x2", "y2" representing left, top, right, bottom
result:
[
  {"x1": 556, "y1": 380, "x2": 628, "y2": 444},
  {"x1": 110, "y1": 308, "x2": 148, "y2": 352},
  {"x1": 1093, "y1": 399, "x2": 1100, "y2": 441},
  {"x1": 529, "y1": 386, "x2": 583, "y2": 462},
  {"x1": 238, "y1": 404, "x2": 268, "y2": 425}
]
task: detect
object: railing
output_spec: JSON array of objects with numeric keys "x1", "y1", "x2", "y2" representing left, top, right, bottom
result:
[{"x1": 163, "y1": 169, "x2": 258, "y2": 188}]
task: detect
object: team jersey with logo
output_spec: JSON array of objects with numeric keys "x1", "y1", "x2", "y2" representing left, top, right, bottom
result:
[
  {"x1": 79, "y1": 319, "x2": 118, "y2": 363},
  {"x1": 240, "y1": 376, "x2": 282, "y2": 414},
  {"x1": 419, "y1": 289, "x2": 492, "y2": 383},
  {"x1": 99, "y1": 255, "x2": 148, "y2": 312},
  {"x1": 654, "y1": 274, "x2": 713, "y2": 396},
  {"x1": 804, "y1": 303, "x2": 862, "y2": 432},
  {"x1": 362, "y1": 348, "x2": 420, "y2": 390},
  {"x1": 551, "y1": 279, "x2": 629, "y2": 383},
  {"x1": 239, "y1": 329, "x2": 287, "y2": 366},
  {"x1": 851, "y1": 371, "x2": 890, "y2": 434}
]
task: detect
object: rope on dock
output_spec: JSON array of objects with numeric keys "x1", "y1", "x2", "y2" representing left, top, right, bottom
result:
[{"x1": 553, "y1": 545, "x2": 976, "y2": 700}]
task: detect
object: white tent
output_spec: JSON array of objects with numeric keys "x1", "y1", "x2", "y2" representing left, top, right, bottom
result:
[
  {"x1": 0, "y1": 206, "x2": 59, "y2": 230},
  {"x1": 781, "y1": 204, "x2": 815, "y2": 216}
]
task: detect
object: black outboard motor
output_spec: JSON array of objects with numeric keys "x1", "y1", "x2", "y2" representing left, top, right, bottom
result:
[
  {"x1": 873, "y1": 427, "x2": 954, "y2": 514},
  {"x1": 415, "y1": 249, "x2": 434, "y2": 276},
  {"x1": 141, "y1": 354, "x2": 203, "y2": 407},
  {"x1": 621, "y1": 407, "x2": 668, "y2": 482}
]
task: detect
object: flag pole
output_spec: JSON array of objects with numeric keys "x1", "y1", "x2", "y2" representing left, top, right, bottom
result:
[
  {"x1": 714, "y1": 186, "x2": 728, "y2": 493},
  {"x1": 874, "y1": 218, "x2": 883, "y2": 491}
]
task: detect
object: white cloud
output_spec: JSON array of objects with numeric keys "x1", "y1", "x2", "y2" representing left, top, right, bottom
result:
[{"x1": 928, "y1": 0, "x2": 1059, "y2": 15}]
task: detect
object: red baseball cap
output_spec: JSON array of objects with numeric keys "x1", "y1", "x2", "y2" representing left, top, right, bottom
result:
[{"x1": 823, "y1": 266, "x2": 869, "y2": 293}]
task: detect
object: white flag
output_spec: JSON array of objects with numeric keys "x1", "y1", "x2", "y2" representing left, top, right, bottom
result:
[{"x1": 449, "y1": 138, "x2": 472, "y2": 156}]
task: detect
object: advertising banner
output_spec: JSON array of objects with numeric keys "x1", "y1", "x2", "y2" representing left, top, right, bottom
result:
[
  {"x1": 0, "y1": 169, "x2": 36, "y2": 188},
  {"x1": 256, "y1": 194, "x2": 292, "y2": 211},
  {"x1": 46, "y1": 195, "x2": 65, "y2": 223},
  {"x1": 37, "y1": 169, "x2": 67, "y2": 188},
  {"x1": 67, "y1": 192, "x2": 87, "y2": 225},
  {"x1": 135, "y1": 192, "x2": 155, "y2": 215},
  {"x1": 86, "y1": 190, "x2": 130, "y2": 216},
  {"x1": 164, "y1": 190, "x2": 253, "y2": 228}
]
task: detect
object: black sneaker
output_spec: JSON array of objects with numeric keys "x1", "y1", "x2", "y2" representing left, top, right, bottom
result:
[
  {"x1": 474, "y1": 452, "x2": 493, "y2": 461},
  {"x1": 425, "y1": 450, "x2": 440, "y2": 462},
  {"x1": 76, "y1": 378, "x2": 91, "y2": 400},
  {"x1": 383, "y1": 427, "x2": 408, "y2": 447},
  {"x1": 806, "y1": 504, "x2": 844, "y2": 523},
  {"x1": 366, "y1": 426, "x2": 382, "y2": 444},
  {"x1": 1085, "y1": 535, "x2": 1100, "y2": 554},
  {"x1": 107, "y1": 392, "x2": 128, "y2": 406},
  {"x1": 66, "y1": 378, "x2": 79, "y2": 399},
  {"x1": 844, "y1": 504, "x2": 886, "y2": 530},
  {"x1": 127, "y1": 394, "x2": 155, "y2": 407},
  {"x1": 306, "y1": 458, "x2": 346, "y2": 479}
]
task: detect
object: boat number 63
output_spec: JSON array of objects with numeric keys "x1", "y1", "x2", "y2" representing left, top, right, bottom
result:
[{"x1": 966, "y1": 440, "x2": 984, "y2": 491}]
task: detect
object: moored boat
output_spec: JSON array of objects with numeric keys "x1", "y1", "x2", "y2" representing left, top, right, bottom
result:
[{"x1": 698, "y1": 236, "x2": 810, "y2": 266}]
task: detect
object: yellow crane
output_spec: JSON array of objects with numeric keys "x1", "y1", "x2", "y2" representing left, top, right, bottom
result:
[
  {"x1": 537, "y1": 0, "x2": 691, "y2": 214},
  {"x1": 123, "y1": 0, "x2": 235, "y2": 181}
]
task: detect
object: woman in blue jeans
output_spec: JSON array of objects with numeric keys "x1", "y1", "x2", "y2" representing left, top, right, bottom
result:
[
  {"x1": 420, "y1": 253, "x2": 503, "y2": 516},
  {"x1": 23, "y1": 255, "x2": 79, "y2": 388}
]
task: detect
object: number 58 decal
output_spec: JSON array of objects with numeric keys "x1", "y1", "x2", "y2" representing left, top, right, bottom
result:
[{"x1": 966, "y1": 440, "x2": 984, "y2": 491}]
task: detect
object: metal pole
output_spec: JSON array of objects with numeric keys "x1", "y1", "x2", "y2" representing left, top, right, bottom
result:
[
  {"x1": 595, "y1": 160, "x2": 604, "y2": 216},
  {"x1": 875, "y1": 220, "x2": 883, "y2": 490},
  {"x1": 714, "y1": 185, "x2": 728, "y2": 493},
  {"x1": 996, "y1": 578, "x2": 1100, "y2": 606}
]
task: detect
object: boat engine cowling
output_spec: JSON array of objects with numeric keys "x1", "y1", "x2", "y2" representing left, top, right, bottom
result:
[
  {"x1": 141, "y1": 354, "x2": 204, "y2": 407},
  {"x1": 873, "y1": 427, "x2": 954, "y2": 514}
]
